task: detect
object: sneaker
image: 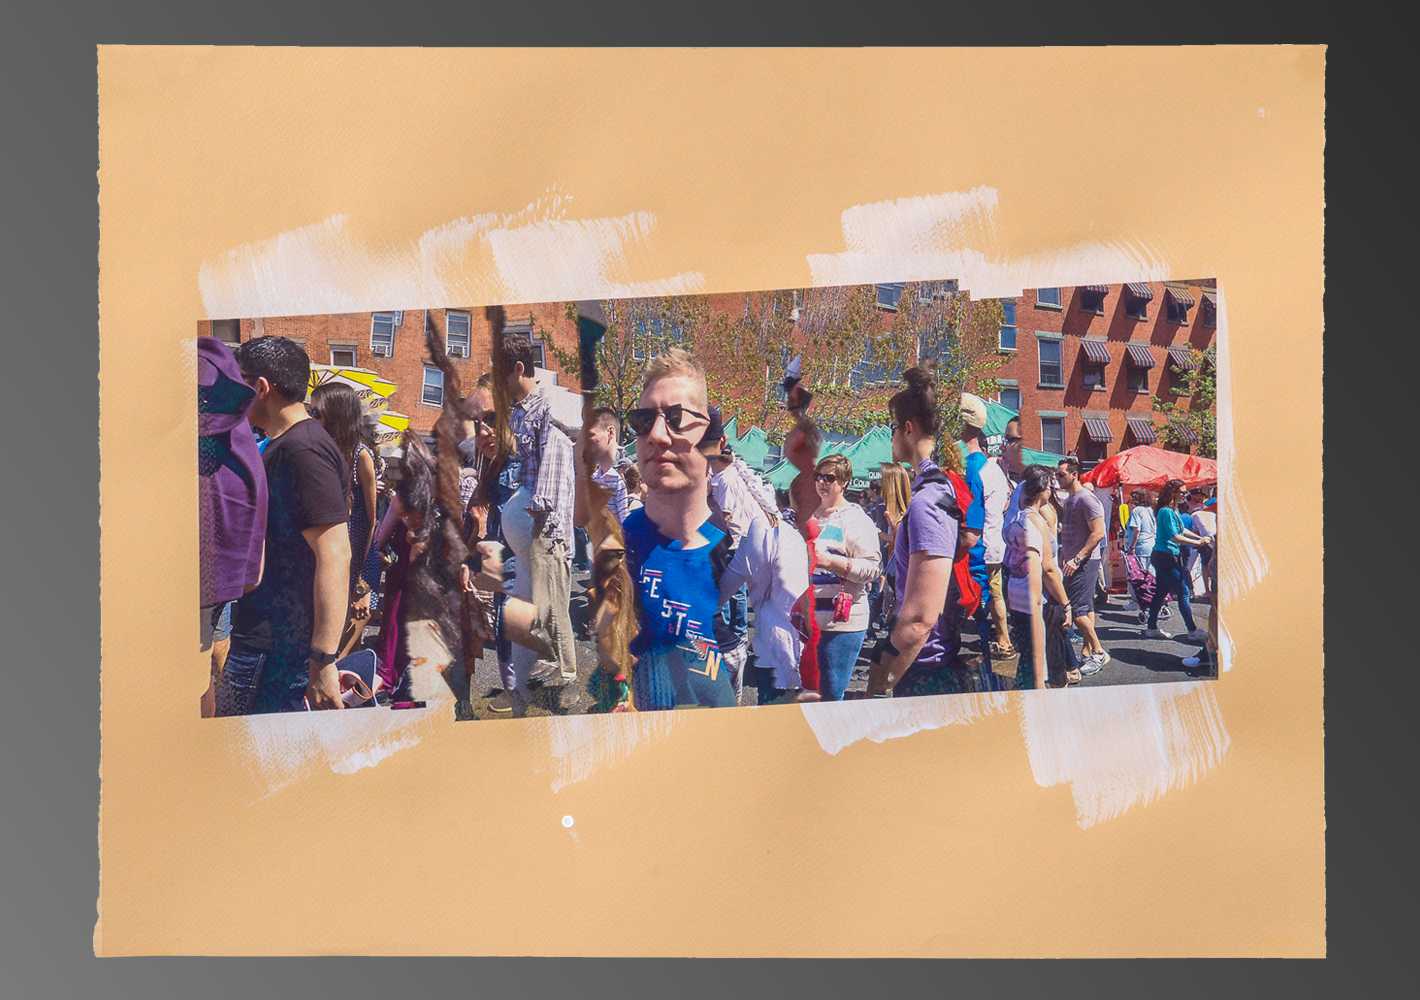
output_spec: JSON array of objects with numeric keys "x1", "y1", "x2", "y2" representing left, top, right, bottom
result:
[
  {"x1": 1181, "y1": 655, "x2": 1211, "y2": 670},
  {"x1": 1137, "y1": 611, "x2": 1149, "y2": 625},
  {"x1": 1143, "y1": 627, "x2": 1173, "y2": 639},
  {"x1": 1123, "y1": 600, "x2": 1139, "y2": 612},
  {"x1": 1184, "y1": 628, "x2": 1209, "y2": 642},
  {"x1": 1093, "y1": 649, "x2": 1112, "y2": 667},
  {"x1": 488, "y1": 689, "x2": 514, "y2": 714},
  {"x1": 528, "y1": 660, "x2": 560, "y2": 684},
  {"x1": 1078, "y1": 655, "x2": 1104, "y2": 676}
]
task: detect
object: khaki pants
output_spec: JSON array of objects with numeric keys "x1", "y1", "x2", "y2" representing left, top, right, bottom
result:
[{"x1": 501, "y1": 488, "x2": 578, "y2": 686}]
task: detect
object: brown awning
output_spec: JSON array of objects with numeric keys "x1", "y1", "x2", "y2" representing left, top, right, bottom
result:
[
  {"x1": 1166, "y1": 286, "x2": 1196, "y2": 309},
  {"x1": 1126, "y1": 416, "x2": 1158, "y2": 444},
  {"x1": 1082, "y1": 416, "x2": 1114, "y2": 443},
  {"x1": 1167, "y1": 347, "x2": 1200, "y2": 372},
  {"x1": 1126, "y1": 344, "x2": 1156, "y2": 368},
  {"x1": 1079, "y1": 339, "x2": 1112, "y2": 365}
]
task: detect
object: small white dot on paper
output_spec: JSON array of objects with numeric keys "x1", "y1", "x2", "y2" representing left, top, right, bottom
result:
[{"x1": 562, "y1": 815, "x2": 574, "y2": 829}]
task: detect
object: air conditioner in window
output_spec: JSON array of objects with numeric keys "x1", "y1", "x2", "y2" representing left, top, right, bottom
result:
[
  {"x1": 447, "y1": 345, "x2": 467, "y2": 358},
  {"x1": 371, "y1": 343, "x2": 392, "y2": 357}
]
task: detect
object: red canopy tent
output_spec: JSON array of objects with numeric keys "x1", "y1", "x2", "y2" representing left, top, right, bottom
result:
[{"x1": 1081, "y1": 445, "x2": 1217, "y2": 490}]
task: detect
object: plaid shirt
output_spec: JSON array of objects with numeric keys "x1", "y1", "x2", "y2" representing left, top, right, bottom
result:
[
  {"x1": 592, "y1": 462, "x2": 630, "y2": 523},
  {"x1": 508, "y1": 387, "x2": 576, "y2": 546}
]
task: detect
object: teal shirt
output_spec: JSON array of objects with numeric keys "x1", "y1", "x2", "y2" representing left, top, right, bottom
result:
[{"x1": 1153, "y1": 506, "x2": 1185, "y2": 557}]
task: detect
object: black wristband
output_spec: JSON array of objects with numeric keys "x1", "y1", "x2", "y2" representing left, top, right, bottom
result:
[{"x1": 309, "y1": 648, "x2": 338, "y2": 667}]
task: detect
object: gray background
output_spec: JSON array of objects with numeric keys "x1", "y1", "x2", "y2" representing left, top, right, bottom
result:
[{"x1": 3, "y1": 3, "x2": 1356, "y2": 994}]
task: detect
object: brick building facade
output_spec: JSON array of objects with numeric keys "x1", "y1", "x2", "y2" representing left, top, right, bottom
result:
[
  {"x1": 988, "y1": 279, "x2": 1217, "y2": 467},
  {"x1": 201, "y1": 303, "x2": 582, "y2": 436},
  {"x1": 201, "y1": 278, "x2": 1215, "y2": 468}
]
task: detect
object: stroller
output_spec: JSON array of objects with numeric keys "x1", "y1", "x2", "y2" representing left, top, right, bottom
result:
[{"x1": 1123, "y1": 551, "x2": 1172, "y2": 622}]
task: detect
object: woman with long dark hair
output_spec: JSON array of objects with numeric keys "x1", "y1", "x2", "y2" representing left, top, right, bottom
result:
[
  {"x1": 456, "y1": 372, "x2": 523, "y2": 713},
  {"x1": 308, "y1": 381, "x2": 381, "y2": 655},
  {"x1": 1144, "y1": 478, "x2": 1209, "y2": 641},
  {"x1": 1003, "y1": 465, "x2": 1072, "y2": 689}
]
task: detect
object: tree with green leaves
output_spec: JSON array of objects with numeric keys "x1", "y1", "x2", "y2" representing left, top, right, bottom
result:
[
  {"x1": 693, "y1": 288, "x2": 798, "y2": 438},
  {"x1": 793, "y1": 284, "x2": 900, "y2": 440},
  {"x1": 1152, "y1": 344, "x2": 1217, "y2": 458},
  {"x1": 539, "y1": 295, "x2": 714, "y2": 443},
  {"x1": 887, "y1": 282, "x2": 1008, "y2": 456}
]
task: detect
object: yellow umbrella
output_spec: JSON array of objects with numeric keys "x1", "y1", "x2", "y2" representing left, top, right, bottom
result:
[{"x1": 308, "y1": 364, "x2": 398, "y2": 415}]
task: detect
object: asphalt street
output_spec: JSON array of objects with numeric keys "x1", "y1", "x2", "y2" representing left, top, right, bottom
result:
[{"x1": 371, "y1": 570, "x2": 1217, "y2": 721}]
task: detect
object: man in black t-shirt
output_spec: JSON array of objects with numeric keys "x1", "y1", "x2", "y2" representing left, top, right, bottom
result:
[{"x1": 216, "y1": 336, "x2": 352, "y2": 715}]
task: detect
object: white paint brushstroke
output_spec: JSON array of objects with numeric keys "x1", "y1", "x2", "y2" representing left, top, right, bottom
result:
[
  {"x1": 1018, "y1": 683, "x2": 1231, "y2": 829},
  {"x1": 199, "y1": 192, "x2": 703, "y2": 320},
  {"x1": 229, "y1": 707, "x2": 439, "y2": 801},
  {"x1": 800, "y1": 693, "x2": 1010, "y2": 755},
  {"x1": 529, "y1": 710, "x2": 681, "y2": 793},
  {"x1": 808, "y1": 188, "x2": 1173, "y2": 300},
  {"x1": 1212, "y1": 283, "x2": 1270, "y2": 613}
]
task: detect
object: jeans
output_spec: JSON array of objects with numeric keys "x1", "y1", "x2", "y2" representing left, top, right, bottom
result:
[
  {"x1": 721, "y1": 583, "x2": 749, "y2": 647},
  {"x1": 974, "y1": 601, "x2": 1000, "y2": 689},
  {"x1": 214, "y1": 645, "x2": 309, "y2": 716},
  {"x1": 1148, "y1": 550, "x2": 1198, "y2": 632},
  {"x1": 573, "y1": 525, "x2": 590, "y2": 571},
  {"x1": 816, "y1": 628, "x2": 867, "y2": 702}
]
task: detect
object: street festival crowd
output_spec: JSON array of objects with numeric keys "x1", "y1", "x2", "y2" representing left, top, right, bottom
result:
[{"x1": 197, "y1": 302, "x2": 1221, "y2": 717}]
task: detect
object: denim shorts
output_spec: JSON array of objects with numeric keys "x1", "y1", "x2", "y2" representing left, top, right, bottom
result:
[{"x1": 210, "y1": 601, "x2": 234, "y2": 643}]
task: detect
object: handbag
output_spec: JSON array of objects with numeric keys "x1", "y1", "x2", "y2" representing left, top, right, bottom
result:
[{"x1": 832, "y1": 584, "x2": 853, "y2": 623}]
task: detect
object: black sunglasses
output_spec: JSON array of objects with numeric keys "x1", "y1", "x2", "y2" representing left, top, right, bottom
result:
[
  {"x1": 813, "y1": 473, "x2": 839, "y2": 484},
  {"x1": 466, "y1": 411, "x2": 494, "y2": 430},
  {"x1": 1004, "y1": 434, "x2": 1023, "y2": 444},
  {"x1": 625, "y1": 404, "x2": 709, "y2": 437}
]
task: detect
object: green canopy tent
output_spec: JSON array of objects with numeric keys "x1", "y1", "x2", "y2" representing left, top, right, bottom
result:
[
  {"x1": 761, "y1": 457, "x2": 799, "y2": 489},
  {"x1": 731, "y1": 425, "x2": 770, "y2": 471}
]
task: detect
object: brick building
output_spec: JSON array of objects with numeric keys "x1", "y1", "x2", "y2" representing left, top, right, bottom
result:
[
  {"x1": 201, "y1": 303, "x2": 582, "y2": 436},
  {"x1": 988, "y1": 279, "x2": 1217, "y2": 468}
]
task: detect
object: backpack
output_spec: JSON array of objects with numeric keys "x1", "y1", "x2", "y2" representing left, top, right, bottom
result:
[{"x1": 903, "y1": 466, "x2": 983, "y2": 620}]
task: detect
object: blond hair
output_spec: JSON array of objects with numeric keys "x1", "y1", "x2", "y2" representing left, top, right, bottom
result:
[{"x1": 641, "y1": 348, "x2": 708, "y2": 408}]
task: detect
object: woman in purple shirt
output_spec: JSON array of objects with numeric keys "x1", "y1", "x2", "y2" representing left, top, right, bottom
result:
[{"x1": 865, "y1": 364, "x2": 981, "y2": 698}]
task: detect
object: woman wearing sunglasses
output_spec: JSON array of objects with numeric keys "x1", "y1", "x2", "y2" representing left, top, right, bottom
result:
[{"x1": 806, "y1": 454, "x2": 882, "y2": 700}]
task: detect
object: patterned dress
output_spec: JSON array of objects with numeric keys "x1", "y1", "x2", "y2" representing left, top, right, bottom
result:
[{"x1": 349, "y1": 442, "x2": 382, "y2": 610}]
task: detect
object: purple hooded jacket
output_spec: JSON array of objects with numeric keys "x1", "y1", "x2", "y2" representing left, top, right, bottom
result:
[{"x1": 198, "y1": 336, "x2": 269, "y2": 607}]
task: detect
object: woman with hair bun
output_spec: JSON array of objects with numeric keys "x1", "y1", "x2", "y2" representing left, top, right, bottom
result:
[{"x1": 864, "y1": 363, "x2": 983, "y2": 698}]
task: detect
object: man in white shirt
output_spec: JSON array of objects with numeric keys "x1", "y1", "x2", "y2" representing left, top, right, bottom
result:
[{"x1": 961, "y1": 393, "x2": 1014, "y2": 666}]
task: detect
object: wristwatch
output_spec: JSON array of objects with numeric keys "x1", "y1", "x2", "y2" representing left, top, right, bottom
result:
[{"x1": 309, "y1": 648, "x2": 339, "y2": 667}]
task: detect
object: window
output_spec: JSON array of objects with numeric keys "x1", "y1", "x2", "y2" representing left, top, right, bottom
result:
[
  {"x1": 331, "y1": 348, "x2": 356, "y2": 368},
  {"x1": 999, "y1": 300, "x2": 1017, "y2": 351},
  {"x1": 370, "y1": 312, "x2": 397, "y2": 356},
  {"x1": 1166, "y1": 297, "x2": 1191, "y2": 325},
  {"x1": 917, "y1": 279, "x2": 957, "y2": 302},
  {"x1": 1125, "y1": 296, "x2": 1148, "y2": 320},
  {"x1": 1038, "y1": 339, "x2": 1063, "y2": 386},
  {"x1": 999, "y1": 386, "x2": 1022, "y2": 412},
  {"x1": 1080, "y1": 440, "x2": 1107, "y2": 470},
  {"x1": 1127, "y1": 366, "x2": 1149, "y2": 392},
  {"x1": 791, "y1": 290, "x2": 802, "y2": 321},
  {"x1": 876, "y1": 283, "x2": 905, "y2": 311},
  {"x1": 446, "y1": 311, "x2": 471, "y2": 358},
  {"x1": 1036, "y1": 287, "x2": 1062, "y2": 308},
  {"x1": 421, "y1": 366, "x2": 444, "y2": 406},
  {"x1": 1200, "y1": 298, "x2": 1217, "y2": 328},
  {"x1": 1041, "y1": 417, "x2": 1065, "y2": 456},
  {"x1": 531, "y1": 338, "x2": 546, "y2": 370},
  {"x1": 1082, "y1": 364, "x2": 1106, "y2": 391},
  {"x1": 1079, "y1": 289, "x2": 1107, "y2": 313},
  {"x1": 210, "y1": 319, "x2": 240, "y2": 345}
]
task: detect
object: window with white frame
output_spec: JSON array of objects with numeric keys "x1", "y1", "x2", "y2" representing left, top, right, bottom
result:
[
  {"x1": 370, "y1": 312, "x2": 397, "y2": 356},
  {"x1": 1041, "y1": 416, "x2": 1065, "y2": 456},
  {"x1": 421, "y1": 366, "x2": 444, "y2": 406},
  {"x1": 999, "y1": 300, "x2": 1017, "y2": 351},
  {"x1": 445, "y1": 311, "x2": 471, "y2": 358},
  {"x1": 1036, "y1": 287, "x2": 1062, "y2": 308},
  {"x1": 331, "y1": 348, "x2": 356, "y2": 368},
  {"x1": 1038, "y1": 338, "x2": 1063, "y2": 386}
]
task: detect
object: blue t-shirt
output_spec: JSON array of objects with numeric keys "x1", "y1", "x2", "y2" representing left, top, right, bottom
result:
[
  {"x1": 964, "y1": 451, "x2": 989, "y2": 586},
  {"x1": 622, "y1": 508, "x2": 739, "y2": 711},
  {"x1": 1154, "y1": 506, "x2": 1185, "y2": 557}
]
